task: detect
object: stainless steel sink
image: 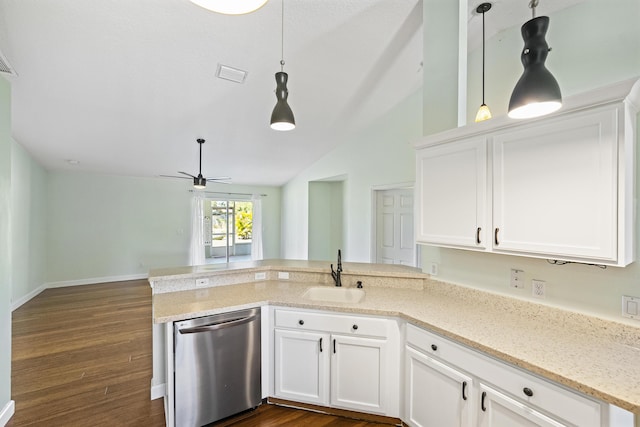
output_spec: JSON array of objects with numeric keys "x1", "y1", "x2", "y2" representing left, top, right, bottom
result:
[{"x1": 303, "y1": 286, "x2": 365, "y2": 303}]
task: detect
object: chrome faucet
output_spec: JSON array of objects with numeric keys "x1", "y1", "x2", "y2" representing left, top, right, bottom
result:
[{"x1": 330, "y1": 249, "x2": 342, "y2": 287}]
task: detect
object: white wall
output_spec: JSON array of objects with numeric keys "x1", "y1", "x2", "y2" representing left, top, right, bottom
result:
[
  {"x1": 10, "y1": 140, "x2": 47, "y2": 306},
  {"x1": 281, "y1": 89, "x2": 422, "y2": 262},
  {"x1": 421, "y1": 0, "x2": 640, "y2": 324},
  {"x1": 46, "y1": 171, "x2": 282, "y2": 284},
  {"x1": 0, "y1": 75, "x2": 14, "y2": 424}
]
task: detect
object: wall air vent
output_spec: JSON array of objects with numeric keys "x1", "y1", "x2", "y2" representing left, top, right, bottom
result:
[
  {"x1": 216, "y1": 64, "x2": 247, "y2": 84},
  {"x1": 0, "y1": 49, "x2": 17, "y2": 76}
]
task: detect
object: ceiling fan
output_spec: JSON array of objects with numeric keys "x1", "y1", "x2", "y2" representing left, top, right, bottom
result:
[{"x1": 162, "y1": 138, "x2": 231, "y2": 189}]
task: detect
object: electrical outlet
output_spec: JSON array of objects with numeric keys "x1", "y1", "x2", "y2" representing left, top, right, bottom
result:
[
  {"x1": 255, "y1": 272, "x2": 267, "y2": 280},
  {"x1": 532, "y1": 280, "x2": 546, "y2": 298},
  {"x1": 429, "y1": 263, "x2": 439, "y2": 276},
  {"x1": 510, "y1": 269, "x2": 524, "y2": 288},
  {"x1": 278, "y1": 271, "x2": 290, "y2": 279},
  {"x1": 622, "y1": 296, "x2": 639, "y2": 320},
  {"x1": 195, "y1": 278, "x2": 209, "y2": 288}
]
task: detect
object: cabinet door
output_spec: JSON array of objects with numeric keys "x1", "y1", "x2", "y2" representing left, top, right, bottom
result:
[
  {"x1": 492, "y1": 106, "x2": 618, "y2": 262},
  {"x1": 405, "y1": 346, "x2": 473, "y2": 427},
  {"x1": 330, "y1": 335, "x2": 387, "y2": 414},
  {"x1": 478, "y1": 385, "x2": 567, "y2": 427},
  {"x1": 274, "y1": 329, "x2": 330, "y2": 405},
  {"x1": 416, "y1": 138, "x2": 488, "y2": 249}
]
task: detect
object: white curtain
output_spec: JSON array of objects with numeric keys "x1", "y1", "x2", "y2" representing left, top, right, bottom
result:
[
  {"x1": 251, "y1": 195, "x2": 264, "y2": 260},
  {"x1": 189, "y1": 194, "x2": 205, "y2": 266}
]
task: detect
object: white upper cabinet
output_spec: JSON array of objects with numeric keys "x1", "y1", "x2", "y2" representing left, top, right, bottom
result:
[
  {"x1": 415, "y1": 78, "x2": 639, "y2": 266},
  {"x1": 416, "y1": 137, "x2": 488, "y2": 249},
  {"x1": 492, "y1": 106, "x2": 618, "y2": 262}
]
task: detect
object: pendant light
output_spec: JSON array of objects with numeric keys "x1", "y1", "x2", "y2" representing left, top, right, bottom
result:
[
  {"x1": 270, "y1": 0, "x2": 295, "y2": 131},
  {"x1": 475, "y1": 2, "x2": 492, "y2": 123},
  {"x1": 508, "y1": 0, "x2": 562, "y2": 119},
  {"x1": 189, "y1": 0, "x2": 268, "y2": 15}
]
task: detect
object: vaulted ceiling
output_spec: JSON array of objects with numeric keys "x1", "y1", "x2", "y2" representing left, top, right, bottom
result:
[{"x1": 0, "y1": 0, "x2": 584, "y2": 186}]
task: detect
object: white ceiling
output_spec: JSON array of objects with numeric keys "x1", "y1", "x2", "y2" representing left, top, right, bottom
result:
[{"x1": 0, "y1": 0, "x2": 584, "y2": 186}]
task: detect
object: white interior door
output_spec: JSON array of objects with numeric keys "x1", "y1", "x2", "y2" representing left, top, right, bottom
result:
[{"x1": 375, "y1": 188, "x2": 415, "y2": 266}]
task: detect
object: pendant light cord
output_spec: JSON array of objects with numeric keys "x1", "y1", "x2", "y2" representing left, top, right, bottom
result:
[
  {"x1": 481, "y1": 8, "x2": 486, "y2": 104},
  {"x1": 529, "y1": 0, "x2": 538, "y2": 18},
  {"x1": 280, "y1": 0, "x2": 285, "y2": 72}
]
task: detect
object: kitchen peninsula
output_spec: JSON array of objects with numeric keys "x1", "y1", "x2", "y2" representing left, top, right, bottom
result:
[{"x1": 150, "y1": 260, "x2": 640, "y2": 427}]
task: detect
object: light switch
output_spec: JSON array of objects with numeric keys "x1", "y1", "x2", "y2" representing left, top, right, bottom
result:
[{"x1": 626, "y1": 300, "x2": 638, "y2": 316}]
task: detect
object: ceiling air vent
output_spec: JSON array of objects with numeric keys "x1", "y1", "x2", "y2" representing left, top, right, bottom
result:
[
  {"x1": 216, "y1": 64, "x2": 247, "y2": 84},
  {"x1": 0, "y1": 49, "x2": 17, "y2": 76}
]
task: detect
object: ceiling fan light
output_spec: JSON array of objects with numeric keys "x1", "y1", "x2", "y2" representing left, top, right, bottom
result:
[
  {"x1": 193, "y1": 176, "x2": 206, "y2": 189},
  {"x1": 508, "y1": 15, "x2": 562, "y2": 119},
  {"x1": 189, "y1": 0, "x2": 268, "y2": 15}
]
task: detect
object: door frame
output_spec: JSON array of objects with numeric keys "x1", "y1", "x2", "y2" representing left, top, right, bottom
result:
[{"x1": 370, "y1": 182, "x2": 420, "y2": 267}]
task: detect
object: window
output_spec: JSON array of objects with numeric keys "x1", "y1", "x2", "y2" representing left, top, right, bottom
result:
[{"x1": 206, "y1": 200, "x2": 253, "y2": 263}]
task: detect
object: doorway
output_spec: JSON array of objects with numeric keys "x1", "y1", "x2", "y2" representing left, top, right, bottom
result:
[{"x1": 372, "y1": 187, "x2": 416, "y2": 266}]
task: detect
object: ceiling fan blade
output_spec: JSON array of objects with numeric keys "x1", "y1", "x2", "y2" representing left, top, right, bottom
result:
[
  {"x1": 159, "y1": 174, "x2": 190, "y2": 180},
  {"x1": 205, "y1": 176, "x2": 232, "y2": 181},
  {"x1": 178, "y1": 171, "x2": 197, "y2": 178}
]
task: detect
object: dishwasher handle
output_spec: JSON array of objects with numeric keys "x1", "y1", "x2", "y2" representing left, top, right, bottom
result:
[{"x1": 177, "y1": 314, "x2": 258, "y2": 334}]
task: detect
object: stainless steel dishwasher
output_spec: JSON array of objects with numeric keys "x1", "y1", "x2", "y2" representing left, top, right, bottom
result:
[{"x1": 174, "y1": 308, "x2": 261, "y2": 427}]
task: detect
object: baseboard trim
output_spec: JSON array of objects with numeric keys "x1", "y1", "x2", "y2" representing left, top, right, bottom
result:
[
  {"x1": 151, "y1": 383, "x2": 166, "y2": 400},
  {"x1": 267, "y1": 397, "x2": 401, "y2": 425},
  {"x1": 0, "y1": 400, "x2": 15, "y2": 427},
  {"x1": 11, "y1": 274, "x2": 150, "y2": 312},
  {"x1": 11, "y1": 284, "x2": 47, "y2": 311},
  {"x1": 46, "y1": 273, "x2": 148, "y2": 289}
]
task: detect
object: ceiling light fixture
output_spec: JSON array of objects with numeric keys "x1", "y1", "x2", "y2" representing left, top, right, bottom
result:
[
  {"x1": 188, "y1": 0, "x2": 268, "y2": 15},
  {"x1": 475, "y1": 2, "x2": 492, "y2": 123},
  {"x1": 270, "y1": 0, "x2": 295, "y2": 131},
  {"x1": 508, "y1": 0, "x2": 562, "y2": 119}
]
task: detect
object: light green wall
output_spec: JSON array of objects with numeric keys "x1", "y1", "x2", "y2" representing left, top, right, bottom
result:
[
  {"x1": 46, "y1": 172, "x2": 281, "y2": 283},
  {"x1": 308, "y1": 180, "x2": 344, "y2": 261},
  {"x1": 10, "y1": 140, "x2": 47, "y2": 304},
  {"x1": 423, "y1": 0, "x2": 640, "y2": 324},
  {"x1": 0, "y1": 76, "x2": 13, "y2": 419},
  {"x1": 282, "y1": 89, "x2": 422, "y2": 262}
]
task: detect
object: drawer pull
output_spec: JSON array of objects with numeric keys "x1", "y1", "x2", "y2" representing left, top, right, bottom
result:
[
  {"x1": 352, "y1": 324, "x2": 358, "y2": 330},
  {"x1": 481, "y1": 391, "x2": 487, "y2": 411},
  {"x1": 523, "y1": 387, "x2": 534, "y2": 397},
  {"x1": 298, "y1": 319, "x2": 304, "y2": 325},
  {"x1": 319, "y1": 337, "x2": 323, "y2": 352},
  {"x1": 476, "y1": 227, "x2": 482, "y2": 245},
  {"x1": 462, "y1": 381, "x2": 468, "y2": 401},
  {"x1": 494, "y1": 228, "x2": 500, "y2": 245},
  {"x1": 431, "y1": 344, "x2": 438, "y2": 351}
]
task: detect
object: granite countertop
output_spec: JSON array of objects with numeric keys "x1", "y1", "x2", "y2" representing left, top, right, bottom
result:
[{"x1": 152, "y1": 275, "x2": 640, "y2": 416}]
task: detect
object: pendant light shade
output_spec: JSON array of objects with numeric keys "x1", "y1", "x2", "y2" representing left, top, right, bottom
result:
[
  {"x1": 189, "y1": 0, "x2": 268, "y2": 15},
  {"x1": 475, "y1": 2, "x2": 492, "y2": 123},
  {"x1": 270, "y1": 0, "x2": 295, "y2": 131},
  {"x1": 270, "y1": 71, "x2": 295, "y2": 131},
  {"x1": 508, "y1": 6, "x2": 562, "y2": 119}
]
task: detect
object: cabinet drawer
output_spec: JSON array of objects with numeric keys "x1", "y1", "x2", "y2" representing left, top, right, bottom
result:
[
  {"x1": 406, "y1": 324, "x2": 601, "y2": 427},
  {"x1": 275, "y1": 309, "x2": 388, "y2": 338}
]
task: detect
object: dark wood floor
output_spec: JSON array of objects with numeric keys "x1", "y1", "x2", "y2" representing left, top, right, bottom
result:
[{"x1": 8, "y1": 280, "x2": 393, "y2": 427}]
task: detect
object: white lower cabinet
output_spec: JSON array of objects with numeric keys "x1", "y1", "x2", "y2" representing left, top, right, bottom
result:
[
  {"x1": 273, "y1": 308, "x2": 399, "y2": 417},
  {"x1": 405, "y1": 346, "x2": 474, "y2": 427},
  {"x1": 478, "y1": 384, "x2": 566, "y2": 427},
  {"x1": 274, "y1": 329, "x2": 329, "y2": 405},
  {"x1": 404, "y1": 324, "x2": 603, "y2": 427},
  {"x1": 331, "y1": 334, "x2": 387, "y2": 413}
]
